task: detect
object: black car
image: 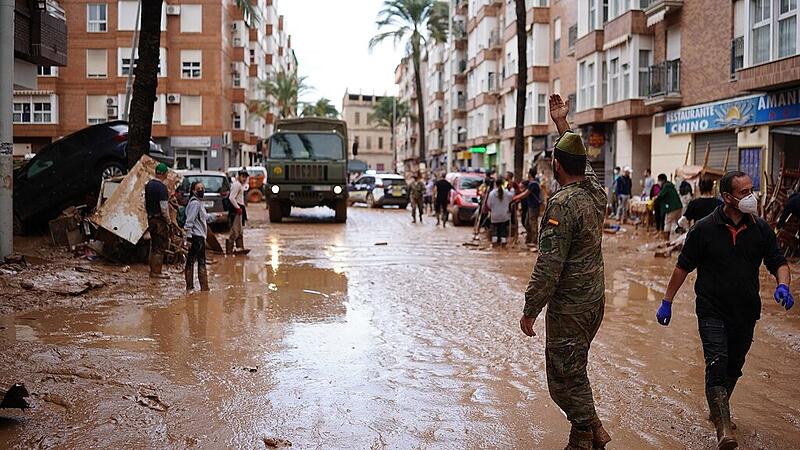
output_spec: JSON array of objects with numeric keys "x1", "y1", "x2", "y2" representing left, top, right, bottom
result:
[{"x1": 13, "y1": 121, "x2": 172, "y2": 233}]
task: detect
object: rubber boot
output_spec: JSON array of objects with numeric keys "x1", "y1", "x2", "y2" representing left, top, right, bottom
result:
[
  {"x1": 564, "y1": 426, "x2": 593, "y2": 450},
  {"x1": 198, "y1": 266, "x2": 209, "y2": 291},
  {"x1": 707, "y1": 386, "x2": 738, "y2": 431},
  {"x1": 225, "y1": 239, "x2": 234, "y2": 255},
  {"x1": 590, "y1": 416, "x2": 612, "y2": 449},
  {"x1": 184, "y1": 264, "x2": 194, "y2": 291},
  {"x1": 149, "y1": 253, "x2": 170, "y2": 279},
  {"x1": 708, "y1": 386, "x2": 737, "y2": 450}
]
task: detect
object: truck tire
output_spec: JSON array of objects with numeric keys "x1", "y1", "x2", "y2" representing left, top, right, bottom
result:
[
  {"x1": 269, "y1": 200, "x2": 283, "y2": 223},
  {"x1": 399, "y1": 203, "x2": 408, "y2": 210},
  {"x1": 334, "y1": 199, "x2": 347, "y2": 223}
]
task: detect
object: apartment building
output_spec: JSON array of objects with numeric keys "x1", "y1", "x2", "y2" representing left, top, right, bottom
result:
[
  {"x1": 341, "y1": 92, "x2": 394, "y2": 172},
  {"x1": 12, "y1": 0, "x2": 297, "y2": 171},
  {"x1": 395, "y1": 0, "x2": 800, "y2": 192},
  {"x1": 395, "y1": 56, "x2": 426, "y2": 173}
]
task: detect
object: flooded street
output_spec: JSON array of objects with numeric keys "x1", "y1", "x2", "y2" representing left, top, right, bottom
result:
[{"x1": 2, "y1": 206, "x2": 800, "y2": 449}]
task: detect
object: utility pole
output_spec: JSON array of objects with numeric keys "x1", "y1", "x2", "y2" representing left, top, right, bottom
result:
[
  {"x1": 0, "y1": 0, "x2": 15, "y2": 258},
  {"x1": 122, "y1": 0, "x2": 142, "y2": 120}
]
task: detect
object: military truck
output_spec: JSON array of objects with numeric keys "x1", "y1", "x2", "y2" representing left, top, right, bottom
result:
[{"x1": 265, "y1": 118, "x2": 354, "y2": 223}]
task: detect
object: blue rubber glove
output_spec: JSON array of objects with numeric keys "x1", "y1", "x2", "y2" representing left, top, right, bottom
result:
[
  {"x1": 656, "y1": 300, "x2": 672, "y2": 326},
  {"x1": 774, "y1": 284, "x2": 794, "y2": 311}
]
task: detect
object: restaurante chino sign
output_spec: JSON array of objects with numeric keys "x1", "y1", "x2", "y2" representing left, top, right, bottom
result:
[{"x1": 665, "y1": 87, "x2": 800, "y2": 135}]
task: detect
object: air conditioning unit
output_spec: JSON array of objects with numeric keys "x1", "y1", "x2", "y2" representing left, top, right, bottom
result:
[
  {"x1": 106, "y1": 96, "x2": 118, "y2": 106},
  {"x1": 231, "y1": 22, "x2": 238, "y2": 30},
  {"x1": 166, "y1": 93, "x2": 181, "y2": 104},
  {"x1": 165, "y1": 4, "x2": 180, "y2": 15},
  {"x1": 107, "y1": 106, "x2": 119, "y2": 119},
  {"x1": 223, "y1": 131, "x2": 232, "y2": 145}
]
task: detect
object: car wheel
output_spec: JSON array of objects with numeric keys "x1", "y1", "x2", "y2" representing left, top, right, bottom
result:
[
  {"x1": 269, "y1": 200, "x2": 283, "y2": 223},
  {"x1": 334, "y1": 199, "x2": 347, "y2": 223},
  {"x1": 99, "y1": 161, "x2": 125, "y2": 179},
  {"x1": 452, "y1": 208, "x2": 463, "y2": 226},
  {"x1": 366, "y1": 193, "x2": 376, "y2": 208},
  {"x1": 399, "y1": 203, "x2": 408, "y2": 210}
]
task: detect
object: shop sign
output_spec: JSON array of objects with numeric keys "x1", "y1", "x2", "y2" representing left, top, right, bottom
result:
[
  {"x1": 171, "y1": 136, "x2": 212, "y2": 148},
  {"x1": 665, "y1": 87, "x2": 800, "y2": 135},
  {"x1": 587, "y1": 131, "x2": 605, "y2": 147},
  {"x1": 469, "y1": 146, "x2": 487, "y2": 153}
]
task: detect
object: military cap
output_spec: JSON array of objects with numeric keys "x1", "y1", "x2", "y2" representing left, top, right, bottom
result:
[
  {"x1": 554, "y1": 131, "x2": 586, "y2": 157},
  {"x1": 155, "y1": 162, "x2": 169, "y2": 174}
]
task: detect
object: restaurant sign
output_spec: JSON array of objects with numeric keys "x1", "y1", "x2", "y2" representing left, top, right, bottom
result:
[{"x1": 665, "y1": 87, "x2": 800, "y2": 135}]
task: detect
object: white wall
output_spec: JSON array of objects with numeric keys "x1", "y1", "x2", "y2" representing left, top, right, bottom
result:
[
  {"x1": 651, "y1": 115, "x2": 692, "y2": 179},
  {"x1": 616, "y1": 120, "x2": 633, "y2": 169}
]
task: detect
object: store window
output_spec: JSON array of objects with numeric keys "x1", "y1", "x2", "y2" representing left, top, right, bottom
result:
[{"x1": 87, "y1": 3, "x2": 107, "y2": 32}]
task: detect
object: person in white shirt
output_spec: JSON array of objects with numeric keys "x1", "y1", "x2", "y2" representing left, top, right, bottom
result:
[
  {"x1": 487, "y1": 176, "x2": 514, "y2": 246},
  {"x1": 226, "y1": 169, "x2": 249, "y2": 254}
]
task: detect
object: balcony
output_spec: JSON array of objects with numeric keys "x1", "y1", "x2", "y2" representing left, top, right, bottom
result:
[
  {"x1": 527, "y1": 5, "x2": 549, "y2": 25},
  {"x1": 641, "y1": 0, "x2": 683, "y2": 25},
  {"x1": 488, "y1": 30, "x2": 501, "y2": 50},
  {"x1": 14, "y1": 0, "x2": 68, "y2": 67},
  {"x1": 736, "y1": 54, "x2": 800, "y2": 92},
  {"x1": 488, "y1": 119, "x2": 500, "y2": 138},
  {"x1": 645, "y1": 59, "x2": 682, "y2": 107},
  {"x1": 604, "y1": 10, "x2": 650, "y2": 49}
]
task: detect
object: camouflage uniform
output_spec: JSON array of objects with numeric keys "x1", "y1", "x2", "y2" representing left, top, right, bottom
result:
[
  {"x1": 409, "y1": 180, "x2": 425, "y2": 222},
  {"x1": 524, "y1": 132, "x2": 606, "y2": 429}
]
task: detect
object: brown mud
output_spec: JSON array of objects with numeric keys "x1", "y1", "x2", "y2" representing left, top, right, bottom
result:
[{"x1": 1, "y1": 206, "x2": 799, "y2": 448}]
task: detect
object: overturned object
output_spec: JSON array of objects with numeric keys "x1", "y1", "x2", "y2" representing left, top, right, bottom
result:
[{"x1": 0, "y1": 383, "x2": 30, "y2": 410}]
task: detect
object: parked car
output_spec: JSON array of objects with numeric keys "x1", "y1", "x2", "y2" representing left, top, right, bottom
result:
[
  {"x1": 348, "y1": 173, "x2": 409, "y2": 208},
  {"x1": 446, "y1": 172, "x2": 483, "y2": 226},
  {"x1": 176, "y1": 171, "x2": 231, "y2": 226},
  {"x1": 13, "y1": 121, "x2": 172, "y2": 233}
]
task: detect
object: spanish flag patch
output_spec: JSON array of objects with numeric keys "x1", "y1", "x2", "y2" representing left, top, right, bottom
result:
[{"x1": 548, "y1": 218, "x2": 559, "y2": 226}]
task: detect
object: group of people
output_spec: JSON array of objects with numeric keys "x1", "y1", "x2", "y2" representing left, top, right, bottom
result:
[
  {"x1": 522, "y1": 94, "x2": 794, "y2": 450},
  {"x1": 144, "y1": 164, "x2": 251, "y2": 292},
  {"x1": 408, "y1": 172, "x2": 456, "y2": 226}
]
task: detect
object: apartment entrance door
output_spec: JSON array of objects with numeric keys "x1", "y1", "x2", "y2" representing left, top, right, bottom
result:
[{"x1": 175, "y1": 149, "x2": 206, "y2": 171}]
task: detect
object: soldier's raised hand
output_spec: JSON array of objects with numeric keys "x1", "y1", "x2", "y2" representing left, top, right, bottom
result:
[{"x1": 549, "y1": 94, "x2": 569, "y2": 122}]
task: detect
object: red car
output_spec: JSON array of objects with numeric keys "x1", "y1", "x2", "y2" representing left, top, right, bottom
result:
[{"x1": 445, "y1": 172, "x2": 484, "y2": 226}]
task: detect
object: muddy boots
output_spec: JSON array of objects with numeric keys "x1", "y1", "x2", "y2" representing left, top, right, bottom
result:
[
  {"x1": 708, "y1": 386, "x2": 738, "y2": 450},
  {"x1": 225, "y1": 238, "x2": 234, "y2": 255},
  {"x1": 149, "y1": 252, "x2": 170, "y2": 279},
  {"x1": 590, "y1": 416, "x2": 612, "y2": 449},
  {"x1": 564, "y1": 426, "x2": 594, "y2": 450},
  {"x1": 197, "y1": 266, "x2": 209, "y2": 291},
  {"x1": 184, "y1": 265, "x2": 194, "y2": 290}
]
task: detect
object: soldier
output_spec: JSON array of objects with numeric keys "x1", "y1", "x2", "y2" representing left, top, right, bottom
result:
[
  {"x1": 409, "y1": 173, "x2": 425, "y2": 224},
  {"x1": 519, "y1": 94, "x2": 610, "y2": 450},
  {"x1": 144, "y1": 162, "x2": 172, "y2": 279}
]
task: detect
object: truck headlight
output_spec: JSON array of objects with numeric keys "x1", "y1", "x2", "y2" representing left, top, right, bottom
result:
[
  {"x1": 271, "y1": 185, "x2": 280, "y2": 194},
  {"x1": 333, "y1": 185, "x2": 343, "y2": 195}
]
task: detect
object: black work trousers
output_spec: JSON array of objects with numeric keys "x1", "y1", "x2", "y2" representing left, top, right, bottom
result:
[{"x1": 698, "y1": 314, "x2": 755, "y2": 397}]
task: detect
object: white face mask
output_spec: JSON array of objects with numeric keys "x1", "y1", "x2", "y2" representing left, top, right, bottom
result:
[{"x1": 735, "y1": 193, "x2": 759, "y2": 215}]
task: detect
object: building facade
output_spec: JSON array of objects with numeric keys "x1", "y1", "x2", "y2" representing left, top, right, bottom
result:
[
  {"x1": 12, "y1": 0, "x2": 297, "y2": 171},
  {"x1": 394, "y1": 0, "x2": 800, "y2": 192},
  {"x1": 341, "y1": 92, "x2": 394, "y2": 172}
]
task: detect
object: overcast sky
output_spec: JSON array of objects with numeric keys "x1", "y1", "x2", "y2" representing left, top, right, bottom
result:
[{"x1": 281, "y1": 0, "x2": 405, "y2": 111}]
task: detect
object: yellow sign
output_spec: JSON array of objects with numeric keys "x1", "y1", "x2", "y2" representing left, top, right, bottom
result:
[{"x1": 273, "y1": 166, "x2": 283, "y2": 176}]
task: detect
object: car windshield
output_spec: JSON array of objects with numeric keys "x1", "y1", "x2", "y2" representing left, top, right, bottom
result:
[
  {"x1": 269, "y1": 132, "x2": 344, "y2": 160},
  {"x1": 459, "y1": 177, "x2": 483, "y2": 189},
  {"x1": 383, "y1": 178, "x2": 407, "y2": 187},
  {"x1": 181, "y1": 175, "x2": 229, "y2": 193}
]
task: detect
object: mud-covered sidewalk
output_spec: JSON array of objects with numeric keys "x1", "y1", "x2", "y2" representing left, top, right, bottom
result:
[{"x1": 1, "y1": 206, "x2": 800, "y2": 448}]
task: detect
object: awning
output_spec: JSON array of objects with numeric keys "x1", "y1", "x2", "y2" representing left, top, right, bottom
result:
[
  {"x1": 603, "y1": 34, "x2": 630, "y2": 51},
  {"x1": 13, "y1": 90, "x2": 55, "y2": 96},
  {"x1": 646, "y1": 10, "x2": 666, "y2": 27},
  {"x1": 348, "y1": 159, "x2": 368, "y2": 172},
  {"x1": 771, "y1": 125, "x2": 800, "y2": 136}
]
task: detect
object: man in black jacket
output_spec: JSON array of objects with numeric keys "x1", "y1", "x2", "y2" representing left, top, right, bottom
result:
[{"x1": 655, "y1": 171, "x2": 793, "y2": 450}]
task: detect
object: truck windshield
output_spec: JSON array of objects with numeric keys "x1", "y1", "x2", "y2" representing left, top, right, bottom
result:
[{"x1": 269, "y1": 133, "x2": 344, "y2": 160}]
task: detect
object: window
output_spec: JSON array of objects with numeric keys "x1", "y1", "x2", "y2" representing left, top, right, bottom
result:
[
  {"x1": 638, "y1": 50, "x2": 651, "y2": 97},
  {"x1": 553, "y1": 78, "x2": 561, "y2": 95},
  {"x1": 86, "y1": 95, "x2": 109, "y2": 125},
  {"x1": 622, "y1": 63, "x2": 631, "y2": 99},
  {"x1": 579, "y1": 62, "x2": 588, "y2": 109},
  {"x1": 553, "y1": 18, "x2": 562, "y2": 61},
  {"x1": 601, "y1": 61, "x2": 608, "y2": 104},
  {"x1": 249, "y1": 49, "x2": 255, "y2": 64},
  {"x1": 610, "y1": 57, "x2": 619, "y2": 102},
  {"x1": 118, "y1": 0, "x2": 165, "y2": 31},
  {"x1": 378, "y1": 137, "x2": 384, "y2": 149},
  {"x1": 778, "y1": 0, "x2": 798, "y2": 57},
  {"x1": 87, "y1": 4, "x2": 107, "y2": 32},
  {"x1": 355, "y1": 112, "x2": 360, "y2": 124},
  {"x1": 588, "y1": 62, "x2": 596, "y2": 107},
  {"x1": 180, "y1": 4, "x2": 202, "y2": 33},
  {"x1": 13, "y1": 95, "x2": 56, "y2": 124},
  {"x1": 181, "y1": 50, "x2": 202, "y2": 79},
  {"x1": 536, "y1": 93, "x2": 547, "y2": 124},
  {"x1": 38, "y1": 66, "x2": 58, "y2": 76},
  {"x1": 366, "y1": 136, "x2": 372, "y2": 149},
  {"x1": 610, "y1": 0, "x2": 631, "y2": 20},
  {"x1": 752, "y1": 0, "x2": 772, "y2": 64},
  {"x1": 181, "y1": 96, "x2": 203, "y2": 125},
  {"x1": 233, "y1": 112, "x2": 242, "y2": 129},
  {"x1": 86, "y1": 49, "x2": 108, "y2": 78},
  {"x1": 119, "y1": 47, "x2": 167, "y2": 77},
  {"x1": 589, "y1": 0, "x2": 597, "y2": 29}
]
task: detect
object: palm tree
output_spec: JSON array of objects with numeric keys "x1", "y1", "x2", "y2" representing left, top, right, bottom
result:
[
  {"x1": 514, "y1": 0, "x2": 527, "y2": 178},
  {"x1": 251, "y1": 71, "x2": 311, "y2": 120},
  {"x1": 369, "y1": 96, "x2": 414, "y2": 172},
  {"x1": 369, "y1": 0, "x2": 448, "y2": 165},
  {"x1": 300, "y1": 98, "x2": 340, "y2": 118},
  {"x1": 126, "y1": 0, "x2": 260, "y2": 168}
]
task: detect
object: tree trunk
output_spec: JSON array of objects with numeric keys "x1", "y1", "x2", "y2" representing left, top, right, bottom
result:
[
  {"x1": 411, "y1": 44, "x2": 427, "y2": 166},
  {"x1": 127, "y1": 0, "x2": 164, "y2": 169},
  {"x1": 514, "y1": 0, "x2": 527, "y2": 178}
]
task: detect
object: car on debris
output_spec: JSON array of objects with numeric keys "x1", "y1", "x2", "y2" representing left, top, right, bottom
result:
[
  {"x1": 446, "y1": 172, "x2": 483, "y2": 226},
  {"x1": 12, "y1": 121, "x2": 172, "y2": 234},
  {"x1": 348, "y1": 172, "x2": 409, "y2": 209},
  {"x1": 175, "y1": 171, "x2": 231, "y2": 226}
]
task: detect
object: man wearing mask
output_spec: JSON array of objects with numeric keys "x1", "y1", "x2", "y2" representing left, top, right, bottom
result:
[
  {"x1": 656, "y1": 171, "x2": 792, "y2": 450},
  {"x1": 227, "y1": 169, "x2": 249, "y2": 255},
  {"x1": 184, "y1": 181, "x2": 210, "y2": 291},
  {"x1": 144, "y1": 163, "x2": 172, "y2": 279},
  {"x1": 520, "y1": 94, "x2": 611, "y2": 450},
  {"x1": 615, "y1": 167, "x2": 633, "y2": 223}
]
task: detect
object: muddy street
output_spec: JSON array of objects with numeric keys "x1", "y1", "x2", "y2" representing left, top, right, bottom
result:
[{"x1": 2, "y1": 206, "x2": 800, "y2": 449}]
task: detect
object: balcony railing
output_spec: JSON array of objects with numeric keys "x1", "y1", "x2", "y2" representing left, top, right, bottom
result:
[
  {"x1": 488, "y1": 30, "x2": 501, "y2": 49},
  {"x1": 456, "y1": 96, "x2": 467, "y2": 109},
  {"x1": 648, "y1": 59, "x2": 681, "y2": 98},
  {"x1": 453, "y1": 21, "x2": 466, "y2": 40},
  {"x1": 458, "y1": 59, "x2": 467, "y2": 73},
  {"x1": 730, "y1": 37, "x2": 744, "y2": 77}
]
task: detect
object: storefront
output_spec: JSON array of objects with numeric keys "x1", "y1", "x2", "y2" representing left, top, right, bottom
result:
[{"x1": 169, "y1": 136, "x2": 228, "y2": 172}]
